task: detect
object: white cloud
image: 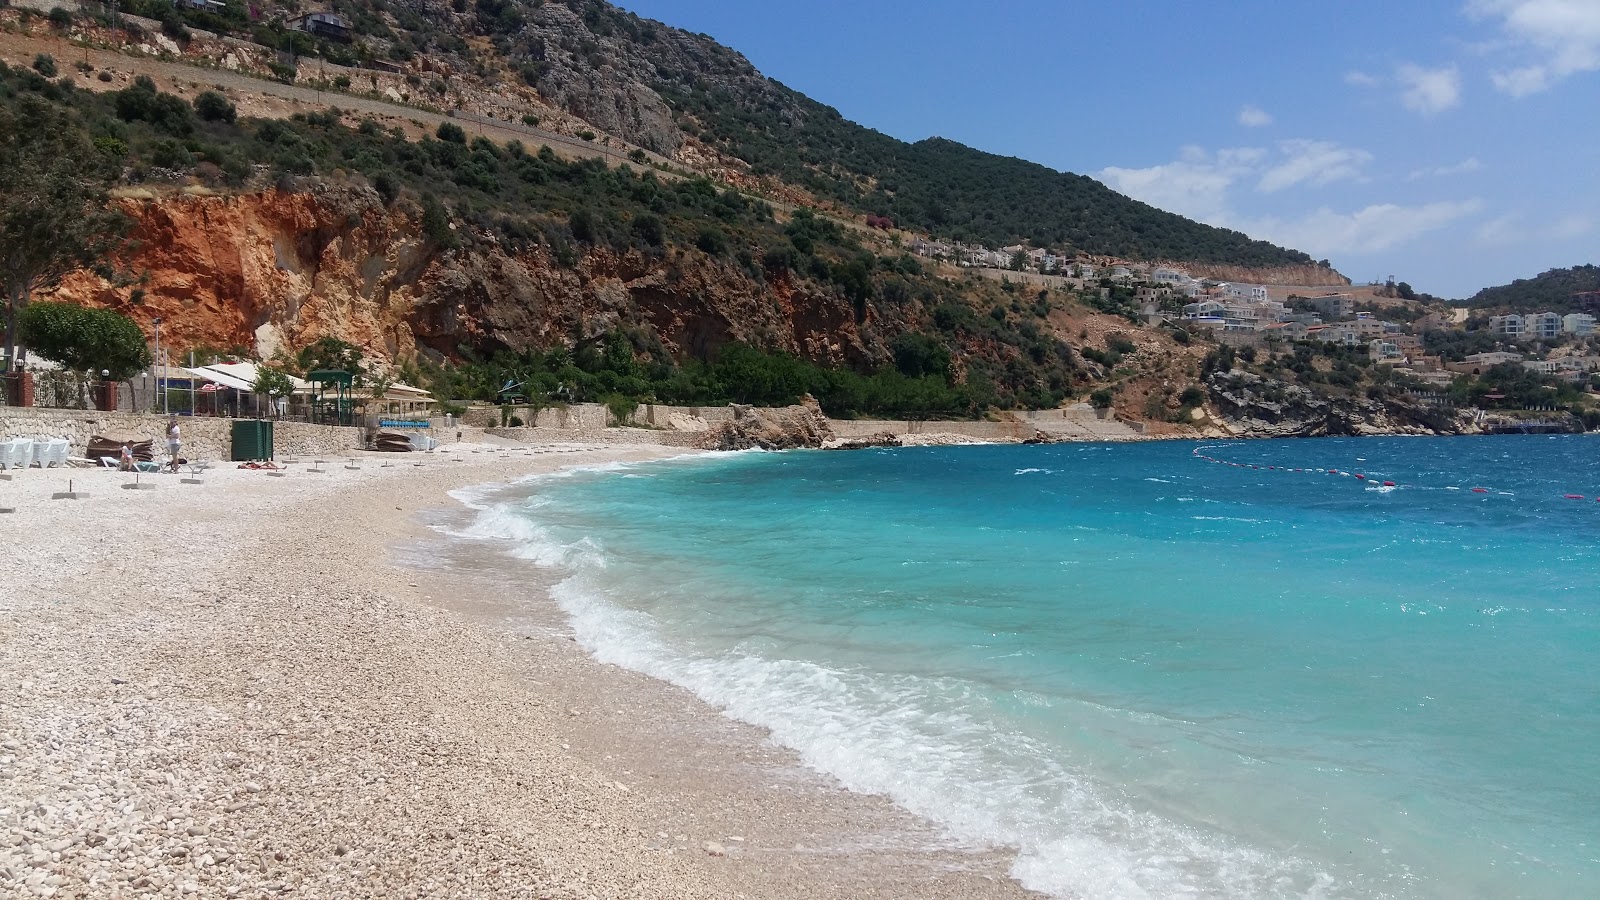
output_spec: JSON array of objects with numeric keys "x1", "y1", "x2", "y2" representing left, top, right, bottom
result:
[
  {"x1": 1258, "y1": 140, "x2": 1374, "y2": 193},
  {"x1": 1237, "y1": 104, "x2": 1273, "y2": 127},
  {"x1": 1475, "y1": 213, "x2": 1525, "y2": 245},
  {"x1": 1242, "y1": 200, "x2": 1484, "y2": 254},
  {"x1": 1099, "y1": 146, "x2": 1263, "y2": 222},
  {"x1": 1099, "y1": 140, "x2": 1371, "y2": 219},
  {"x1": 1101, "y1": 143, "x2": 1479, "y2": 258},
  {"x1": 1396, "y1": 63, "x2": 1463, "y2": 114},
  {"x1": 1468, "y1": 0, "x2": 1600, "y2": 95},
  {"x1": 1344, "y1": 70, "x2": 1381, "y2": 87},
  {"x1": 1474, "y1": 210, "x2": 1593, "y2": 245},
  {"x1": 1550, "y1": 213, "x2": 1594, "y2": 239},
  {"x1": 1407, "y1": 157, "x2": 1485, "y2": 179}
]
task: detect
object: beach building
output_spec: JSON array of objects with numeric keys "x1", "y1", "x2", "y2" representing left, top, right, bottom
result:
[{"x1": 370, "y1": 382, "x2": 437, "y2": 418}]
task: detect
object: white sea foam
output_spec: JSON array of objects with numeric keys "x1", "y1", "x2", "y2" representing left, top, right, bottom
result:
[
  {"x1": 545, "y1": 564, "x2": 1344, "y2": 900},
  {"x1": 1014, "y1": 468, "x2": 1054, "y2": 475},
  {"x1": 452, "y1": 456, "x2": 1359, "y2": 900}
]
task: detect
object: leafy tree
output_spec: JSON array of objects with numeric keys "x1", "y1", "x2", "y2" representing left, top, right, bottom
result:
[
  {"x1": 19, "y1": 302, "x2": 150, "y2": 379},
  {"x1": 0, "y1": 96, "x2": 131, "y2": 367},
  {"x1": 114, "y1": 76, "x2": 194, "y2": 135},
  {"x1": 890, "y1": 332, "x2": 950, "y2": 380},
  {"x1": 251, "y1": 364, "x2": 295, "y2": 399},
  {"x1": 436, "y1": 121, "x2": 467, "y2": 144},
  {"x1": 1090, "y1": 388, "x2": 1114, "y2": 409},
  {"x1": 193, "y1": 90, "x2": 236, "y2": 123},
  {"x1": 295, "y1": 336, "x2": 364, "y2": 376}
]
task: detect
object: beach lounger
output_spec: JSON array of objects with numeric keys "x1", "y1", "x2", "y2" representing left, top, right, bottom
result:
[
  {"x1": 42, "y1": 439, "x2": 69, "y2": 468},
  {"x1": 0, "y1": 439, "x2": 16, "y2": 471},
  {"x1": 12, "y1": 439, "x2": 36, "y2": 468}
]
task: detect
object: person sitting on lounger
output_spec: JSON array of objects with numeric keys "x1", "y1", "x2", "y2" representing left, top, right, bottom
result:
[{"x1": 119, "y1": 443, "x2": 135, "y2": 472}]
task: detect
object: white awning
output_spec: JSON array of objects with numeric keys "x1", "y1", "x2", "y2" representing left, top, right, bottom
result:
[{"x1": 187, "y1": 362, "x2": 313, "y2": 395}]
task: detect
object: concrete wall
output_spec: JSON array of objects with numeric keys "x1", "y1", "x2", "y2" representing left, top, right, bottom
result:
[
  {"x1": 456, "y1": 403, "x2": 736, "y2": 431},
  {"x1": 455, "y1": 404, "x2": 611, "y2": 430},
  {"x1": 0, "y1": 409, "x2": 361, "y2": 461}
]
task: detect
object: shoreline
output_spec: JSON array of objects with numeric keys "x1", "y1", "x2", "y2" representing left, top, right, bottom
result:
[{"x1": 0, "y1": 442, "x2": 1039, "y2": 898}]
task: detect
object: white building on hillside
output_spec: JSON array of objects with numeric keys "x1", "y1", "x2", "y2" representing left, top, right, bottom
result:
[
  {"x1": 1526, "y1": 311, "x2": 1563, "y2": 340},
  {"x1": 1222, "y1": 283, "x2": 1270, "y2": 303},
  {"x1": 1489, "y1": 315, "x2": 1525, "y2": 338},
  {"x1": 1563, "y1": 313, "x2": 1596, "y2": 336}
]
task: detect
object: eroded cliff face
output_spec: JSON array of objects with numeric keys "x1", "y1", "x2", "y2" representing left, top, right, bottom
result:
[
  {"x1": 1182, "y1": 263, "x2": 1350, "y2": 288},
  {"x1": 1206, "y1": 370, "x2": 1468, "y2": 438},
  {"x1": 50, "y1": 183, "x2": 871, "y2": 369}
]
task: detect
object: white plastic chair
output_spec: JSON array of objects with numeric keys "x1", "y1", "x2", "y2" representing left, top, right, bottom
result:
[
  {"x1": 13, "y1": 439, "x2": 36, "y2": 469},
  {"x1": 50, "y1": 439, "x2": 69, "y2": 468},
  {"x1": 0, "y1": 439, "x2": 15, "y2": 471}
]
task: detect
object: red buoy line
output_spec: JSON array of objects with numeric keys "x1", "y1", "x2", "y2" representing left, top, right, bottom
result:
[{"x1": 1191, "y1": 444, "x2": 1593, "y2": 501}]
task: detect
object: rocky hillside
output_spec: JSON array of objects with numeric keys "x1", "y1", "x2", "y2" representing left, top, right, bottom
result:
[
  {"x1": 55, "y1": 182, "x2": 873, "y2": 371},
  {"x1": 61, "y1": 0, "x2": 1334, "y2": 274}
]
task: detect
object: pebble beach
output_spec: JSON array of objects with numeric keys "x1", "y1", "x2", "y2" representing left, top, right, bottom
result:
[{"x1": 0, "y1": 441, "x2": 1038, "y2": 899}]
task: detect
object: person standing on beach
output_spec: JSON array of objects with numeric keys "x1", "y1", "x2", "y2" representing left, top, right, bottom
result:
[{"x1": 166, "y1": 417, "x2": 181, "y2": 473}]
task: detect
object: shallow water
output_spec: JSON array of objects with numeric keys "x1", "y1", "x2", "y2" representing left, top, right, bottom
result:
[{"x1": 454, "y1": 436, "x2": 1600, "y2": 899}]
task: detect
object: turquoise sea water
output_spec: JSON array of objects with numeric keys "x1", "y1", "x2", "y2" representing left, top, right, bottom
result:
[{"x1": 455, "y1": 436, "x2": 1600, "y2": 899}]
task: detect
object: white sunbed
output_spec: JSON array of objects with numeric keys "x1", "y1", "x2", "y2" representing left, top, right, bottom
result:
[
  {"x1": 0, "y1": 439, "x2": 19, "y2": 471},
  {"x1": 41, "y1": 438, "x2": 69, "y2": 468},
  {"x1": 10, "y1": 439, "x2": 35, "y2": 469}
]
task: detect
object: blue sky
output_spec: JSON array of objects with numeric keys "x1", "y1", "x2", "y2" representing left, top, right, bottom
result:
[{"x1": 612, "y1": 0, "x2": 1598, "y2": 299}]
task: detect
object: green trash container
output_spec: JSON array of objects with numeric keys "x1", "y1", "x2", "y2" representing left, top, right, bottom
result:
[{"x1": 231, "y1": 419, "x2": 274, "y2": 461}]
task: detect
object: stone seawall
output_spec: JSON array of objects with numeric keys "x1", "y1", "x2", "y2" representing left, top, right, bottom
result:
[
  {"x1": 830, "y1": 408, "x2": 1146, "y2": 442},
  {"x1": 0, "y1": 409, "x2": 361, "y2": 461},
  {"x1": 482, "y1": 426, "x2": 705, "y2": 448}
]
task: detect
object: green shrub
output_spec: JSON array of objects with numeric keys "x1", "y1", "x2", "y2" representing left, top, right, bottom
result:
[
  {"x1": 603, "y1": 394, "x2": 639, "y2": 426},
  {"x1": 47, "y1": 7, "x2": 73, "y2": 28},
  {"x1": 436, "y1": 121, "x2": 466, "y2": 143},
  {"x1": 32, "y1": 55, "x2": 58, "y2": 78},
  {"x1": 193, "y1": 90, "x2": 236, "y2": 123},
  {"x1": 1090, "y1": 388, "x2": 1114, "y2": 409}
]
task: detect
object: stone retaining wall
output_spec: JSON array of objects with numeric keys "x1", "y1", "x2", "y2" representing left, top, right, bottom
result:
[
  {"x1": 482, "y1": 426, "x2": 705, "y2": 448},
  {"x1": 0, "y1": 409, "x2": 360, "y2": 461}
]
